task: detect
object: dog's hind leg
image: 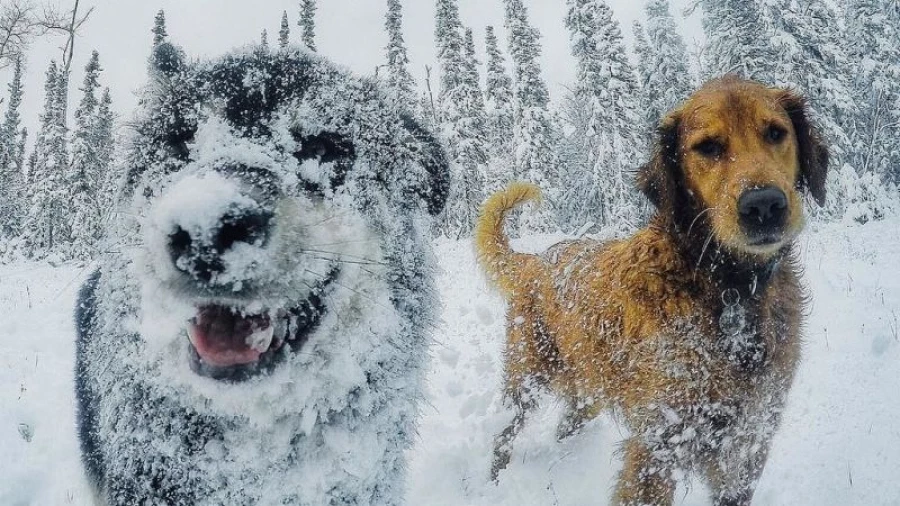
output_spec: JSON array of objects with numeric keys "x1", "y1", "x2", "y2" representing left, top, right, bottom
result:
[
  {"x1": 612, "y1": 437, "x2": 675, "y2": 506},
  {"x1": 491, "y1": 308, "x2": 548, "y2": 482},
  {"x1": 490, "y1": 391, "x2": 536, "y2": 482},
  {"x1": 556, "y1": 394, "x2": 601, "y2": 441}
]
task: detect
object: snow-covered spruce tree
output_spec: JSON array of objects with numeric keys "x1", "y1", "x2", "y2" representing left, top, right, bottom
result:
[
  {"x1": 435, "y1": 1, "x2": 486, "y2": 236},
  {"x1": 700, "y1": 0, "x2": 777, "y2": 81},
  {"x1": 0, "y1": 55, "x2": 25, "y2": 237},
  {"x1": 632, "y1": 21, "x2": 654, "y2": 145},
  {"x1": 383, "y1": 0, "x2": 416, "y2": 104},
  {"x1": 435, "y1": 0, "x2": 466, "y2": 128},
  {"x1": 56, "y1": 65, "x2": 69, "y2": 122},
  {"x1": 763, "y1": 0, "x2": 858, "y2": 219},
  {"x1": 13, "y1": 128, "x2": 26, "y2": 176},
  {"x1": 888, "y1": 5, "x2": 900, "y2": 192},
  {"x1": 417, "y1": 88, "x2": 439, "y2": 133},
  {"x1": 279, "y1": 11, "x2": 290, "y2": 48},
  {"x1": 641, "y1": 0, "x2": 692, "y2": 134},
  {"x1": 433, "y1": 2, "x2": 491, "y2": 237},
  {"x1": 69, "y1": 51, "x2": 110, "y2": 259},
  {"x1": 632, "y1": 20, "x2": 650, "y2": 80},
  {"x1": 0, "y1": 56, "x2": 24, "y2": 170},
  {"x1": 483, "y1": 25, "x2": 515, "y2": 192},
  {"x1": 560, "y1": 0, "x2": 642, "y2": 232},
  {"x1": 441, "y1": 28, "x2": 488, "y2": 238},
  {"x1": 841, "y1": 0, "x2": 900, "y2": 218},
  {"x1": 260, "y1": 30, "x2": 269, "y2": 49},
  {"x1": 503, "y1": 0, "x2": 558, "y2": 232},
  {"x1": 8, "y1": 126, "x2": 28, "y2": 240},
  {"x1": 152, "y1": 10, "x2": 167, "y2": 47},
  {"x1": 91, "y1": 88, "x2": 116, "y2": 226},
  {"x1": 23, "y1": 61, "x2": 70, "y2": 257},
  {"x1": 299, "y1": 0, "x2": 317, "y2": 52}
]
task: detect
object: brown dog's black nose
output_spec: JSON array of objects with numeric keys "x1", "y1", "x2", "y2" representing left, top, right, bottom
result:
[
  {"x1": 169, "y1": 209, "x2": 273, "y2": 283},
  {"x1": 738, "y1": 186, "x2": 787, "y2": 234}
]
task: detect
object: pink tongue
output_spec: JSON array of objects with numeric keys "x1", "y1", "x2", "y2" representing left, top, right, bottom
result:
[{"x1": 188, "y1": 307, "x2": 271, "y2": 367}]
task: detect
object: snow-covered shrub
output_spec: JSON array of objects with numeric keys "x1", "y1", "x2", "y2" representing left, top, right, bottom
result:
[{"x1": 824, "y1": 162, "x2": 900, "y2": 224}]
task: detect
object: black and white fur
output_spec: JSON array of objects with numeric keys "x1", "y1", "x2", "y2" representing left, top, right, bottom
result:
[{"x1": 75, "y1": 43, "x2": 448, "y2": 505}]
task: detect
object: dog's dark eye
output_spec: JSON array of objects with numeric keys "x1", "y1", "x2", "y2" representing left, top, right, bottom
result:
[
  {"x1": 693, "y1": 139, "x2": 724, "y2": 158},
  {"x1": 765, "y1": 125, "x2": 787, "y2": 144},
  {"x1": 293, "y1": 132, "x2": 356, "y2": 191}
]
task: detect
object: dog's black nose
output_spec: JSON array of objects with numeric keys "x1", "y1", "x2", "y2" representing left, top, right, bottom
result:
[
  {"x1": 169, "y1": 209, "x2": 273, "y2": 283},
  {"x1": 738, "y1": 186, "x2": 787, "y2": 234}
]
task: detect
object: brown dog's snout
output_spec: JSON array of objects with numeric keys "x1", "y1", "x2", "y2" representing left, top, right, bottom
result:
[{"x1": 738, "y1": 186, "x2": 788, "y2": 238}]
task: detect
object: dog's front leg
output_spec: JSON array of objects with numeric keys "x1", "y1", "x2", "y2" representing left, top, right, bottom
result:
[
  {"x1": 703, "y1": 436, "x2": 772, "y2": 506},
  {"x1": 612, "y1": 437, "x2": 675, "y2": 506}
]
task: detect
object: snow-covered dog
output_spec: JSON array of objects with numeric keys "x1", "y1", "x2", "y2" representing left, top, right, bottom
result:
[
  {"x1": 478, "y1": 77, "x2": 827, "y2": 505},
  {"x1": 75, "y1": 43, "x2": 448, "y2": 505}
]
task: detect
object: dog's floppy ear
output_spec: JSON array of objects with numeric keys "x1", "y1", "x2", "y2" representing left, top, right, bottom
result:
[
  {"x1": 124, "y1": 42, "x2": 199, "y2": 193},
  {"x1": 637, "y1": 109, "x2": 682, "y2": 211},
  {"x1": 774, "y1": 88, "x2": 829, "y2": 206},
  {"x1": 149, "y1": 41, "x2": 188, "y2": 77},
  {"x1": 400, "y1": 114, "x2": 450, "y2": 216}
]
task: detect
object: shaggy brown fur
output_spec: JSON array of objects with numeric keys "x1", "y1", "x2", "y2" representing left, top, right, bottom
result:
[{"x1": 476, "y1": 77, "x2": 828, "y2": 506}]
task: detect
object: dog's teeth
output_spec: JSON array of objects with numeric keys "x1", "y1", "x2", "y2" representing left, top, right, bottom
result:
[{"x1": 247, "y1": 326, "x2": 275, "y2": 352}]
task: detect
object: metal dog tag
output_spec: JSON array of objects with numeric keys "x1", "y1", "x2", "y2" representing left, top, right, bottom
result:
[{"x1": 719, "y1": 288, "x2": 746, "y2": 337}]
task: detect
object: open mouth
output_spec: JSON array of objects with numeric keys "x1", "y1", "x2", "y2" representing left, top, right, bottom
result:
[
  {"x1": 747, "y1": 235, "x2": 782, "y2": 246},
  {"x1": 185, "y1": 270, "x2": 338, "y2": 381},
  {"x1": 745, "y1": 231, "x2": 784, "y2": 247},
  {"x1": 187, "y1": 306, "x2": 282, "y2": 380}
]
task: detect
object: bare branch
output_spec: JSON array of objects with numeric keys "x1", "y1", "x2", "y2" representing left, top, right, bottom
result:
[
  {"x1": 0, "y1": 0, "x2": 93, "y2": 70},
  {"x1": 0, "y1": 0, "x2": 40, "y2": 68}
]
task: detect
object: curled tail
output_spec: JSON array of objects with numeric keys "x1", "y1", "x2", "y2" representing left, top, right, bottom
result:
[{"x1": 474, "y1": 182, "x2": 542, "y2": 295}]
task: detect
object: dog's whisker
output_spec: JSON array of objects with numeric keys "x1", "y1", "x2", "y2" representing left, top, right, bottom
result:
[
  {"x1": 100, "y1": 245, "x2": 144, "y2": 254},
  {"x1": 306, "y1": 238, "x2": 380, "y2": 248},
  {"x1": 687, "y1": 208, "x2": 713, "y2": 237},
  {"x1": 303, "y1": 254, "x2": 388, "y2": 268},
  {"x1": 303, "y1": 268, "x2": 392, "y2": 311},
  {"x1": 50, "y1": 259, "x2": 101, "y2": 303},
  {"x1": 302, "y1": 209, "x2": 357, "y2": 229},
  {"x1": 299, "y1": 249, "x2": 388, "y2": 266},
  {"x1": 298, "y1": 277, "x2": 354, "y2": 329},
  {"x1": 305, "y1": 257, "x2": 388, "y2": 282},
  {"x1": 695, "y1": 231, "x2": 716, "y2": 275},
  {"x1": 298, "y1": 252, "x2": 392, "y2": 281}
]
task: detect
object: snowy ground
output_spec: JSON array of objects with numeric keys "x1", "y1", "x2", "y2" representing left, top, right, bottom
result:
[{"x1": 2, "y1": 218, "x2": 900, "y2": 505}]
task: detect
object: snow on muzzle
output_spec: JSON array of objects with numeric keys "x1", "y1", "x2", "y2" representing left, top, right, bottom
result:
[
  {"x1": 159, "y1": 169, "x2": 276, "y2": 288},
  {"x1": 150, "y1": 168, "x2": 296, "y2": 381}
]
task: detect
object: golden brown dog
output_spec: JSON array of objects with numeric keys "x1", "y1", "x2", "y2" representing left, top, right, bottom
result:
[{"x1": 475, "y1": 76, "x2": 828, "y2": 506}]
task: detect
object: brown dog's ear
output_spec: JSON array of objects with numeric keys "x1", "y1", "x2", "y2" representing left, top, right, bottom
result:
[
  {"x1": 637, "y1": 110, "x2": 681, "y2": 210},
  {"x1": 774, "y1": 89, "x2": 829, "y2": 206}
]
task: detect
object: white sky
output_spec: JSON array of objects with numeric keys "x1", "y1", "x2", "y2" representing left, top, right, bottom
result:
[{"x1": 2, "y1": 0, "x2": 702, "y2": 139}]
